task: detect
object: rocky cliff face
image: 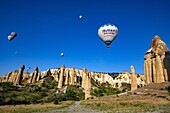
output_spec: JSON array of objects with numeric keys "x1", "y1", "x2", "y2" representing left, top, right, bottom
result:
[{"x1": 144, "y1": 35, "x2": 170, "y2": 84}]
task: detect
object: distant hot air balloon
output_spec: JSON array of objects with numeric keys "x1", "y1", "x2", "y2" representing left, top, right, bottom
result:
[
  {"x1": 98, "y1": 24, "x2": 118, "y2": 48},
  {"x1": 60, "y1": 53, "x2": 64, "y2": 57},
  {"x1": 79, "y1": 15, "x2": 82, "y2": 19},
  {"x1": 8, "y1": 32, "x2": 17, "y2": 41}
]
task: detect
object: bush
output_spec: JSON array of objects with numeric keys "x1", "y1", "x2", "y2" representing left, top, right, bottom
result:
[
  {"x1": 51, "y1": 81, "x2": 58, "y2": 89},
  {"x1": 106, "y1": 88, "x2": 121, "y2": 95},
  {"x1": 0, "y1": 82, "x2": 13, "y2": 87},
  {"x1": 41, "y1": 81, "x2": 57, "y2": 89},
  {"x1": 165, "y1": 86, "x2": 170, "y2": 95},
  {"x1": 92, "y1": 89, "x2": 104, "y2": 97},
  {"x1": 53, "y1": 98, "x2": 59, "y2": 104},
  {"x1": 92, "y1": 85, "x2": 121, "y2": 97},
  {"x1": 28, "y1": 94, "x2": 43, "y2": 104},
  {"x1": 27, "y1": 85, "x2": 41, "y2": 93},
  {"x1": 64, "y1": 85, "x2": 85, "y2": 101},
  {"x1": 64, "y1": 90, "x2": 78, "y2": 100}
]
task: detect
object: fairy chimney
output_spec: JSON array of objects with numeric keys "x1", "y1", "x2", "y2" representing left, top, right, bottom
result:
[
  {"x1": 64, "y1": 68, "x2": 69, "y2": 85},
  {"x1": 15, "y1": 65, "x2": 25, "y2": 85},
  {"x1": 85, "y1": 71, "x2": 91, "y2": 100},
  {"x1": 82, "y1": 68, "x2": 87, "y2": 88},
  {"x1": 69, "y1": 67, "x2": 75, "y2": 85},
  {"x1": 11, "y1": 70, "x2": 19, "y2": 83},
  {"x1": 31, "y1": 66, "x2": 39, "y2": 83},
  {"x1": 58, "y1": 65, "x2": 65, "y2": 88},
  {"x1": 36, "y1": 72, "x2": 41, "y2": 81},
  {"x1": 144, "y1": 35, "x2": 170, "y2": 84},
  {"x1": 130, "y1": 65, "x2": 137, "y2": 91}
]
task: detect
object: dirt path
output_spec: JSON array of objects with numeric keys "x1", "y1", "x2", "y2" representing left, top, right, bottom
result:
[{"x1": 34, "y1": 101, "x2": 105, "y2": 113}]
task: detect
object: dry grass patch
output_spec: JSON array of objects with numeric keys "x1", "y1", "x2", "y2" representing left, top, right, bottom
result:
[
  {"x1": 81, "y1": 94, "x2": 170, "y2": 112},
  {"x1": 0, "y1": 101, "x2": 74, "y2": 113}
]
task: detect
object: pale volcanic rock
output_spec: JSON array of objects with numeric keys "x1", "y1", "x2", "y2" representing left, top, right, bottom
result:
[
  {"x1": 31, "y1": 66, "x2": 39, "y2": 83},
  {"x1": 22, "y1": 71, "x2": 30, "y2": 81},
  {"x1": 69, "y1": 67, "x2": 76, "y2": 85},
  {"x1": 15, "y1": 65, "x2": 25, "y2": 85},
  {"x1": 144, "y1": 35, "x2": 170, "y2": 84},
  {"x1": 64, "y1": 68, "x2": 69, "y2": 85},
  {"x1": 85, "y1": 71, "x2": 91, "y2": 100},
  {"x1": 58, "y1": 65, "x2": 65, "y2": 89},
  {"x1": 130, "y1": 66, "x2": 137, "y2": 91},
  {"x1": 13, "y1": 70, "x2": 19, "y2": 84},
  {"x1": 82, "y1": 68, "x2": 87, "y2": 89}
]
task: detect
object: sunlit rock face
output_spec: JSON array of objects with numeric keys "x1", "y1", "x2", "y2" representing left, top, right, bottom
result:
[
  {"x1": 0, "y1": 64, "x2": 145, "y2": 91},
  {"x1": 112, "y1": 70, "x2": 145, "y2": 88},
  {"x1": 15, "y1": 65, "x2": 25, "y2": 85},
  {"x1": 144, "y1": 35, "x2": 170, "y2": 84},
  {"x1": 130, "y1": 66, "x2": 137, "y2": 91},
  {"x1": 58, "y1": 65, "x2": 65, "y2": 89}
]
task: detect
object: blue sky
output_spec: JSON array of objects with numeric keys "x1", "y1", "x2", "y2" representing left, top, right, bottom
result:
[{"x1": 0, "y1": 0, "x2": 170, "y2": 76}]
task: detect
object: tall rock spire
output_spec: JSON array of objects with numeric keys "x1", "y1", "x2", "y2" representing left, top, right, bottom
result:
[
  {"x1": 31, "y1": 66, "x2": 39, "y2": 83},
  {"x1": 130, "y1": 65, "x2": 137, "y2": 91},
  {"x1": 15, "y1": 65, "x2": 25, "y2": 85},
  {"x1": 85, "y1": 70, "x2": 91, "y2": 100},
  {"x1": 58, "y1": 65, "x2": 65, "y2": 89}
]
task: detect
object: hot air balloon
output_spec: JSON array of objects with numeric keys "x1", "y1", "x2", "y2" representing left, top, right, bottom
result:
[
  {"x1": 60, "y1": 53, "x2": 64, "y2": 57},
  {"x1": 79, "y1": 15, "x2": 82, "y2": 19},
  {"x1": 98, "y1": 24, "x2": 118, "y2": 48},
  {"x1": 8, "y1": 32, "x2": 17, "y2": 41}
]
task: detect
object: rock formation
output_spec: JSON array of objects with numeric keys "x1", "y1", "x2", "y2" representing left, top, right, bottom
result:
[
  {"x1": 81, "y1": 68, "x2": 87, "y2": 89},
  {"x1": 85, "y1": 71, "x2": 91, "y2": 100},
  {"x1": 58, "y1": 65, "x2": 65, "y2": 88},
  {"x1": 30, "y1": 66, "x2": 39, "y2": 84},
  {"x1": 130, "y1": 65, "x2": 137, "y2": 91},
  {"x1": 0, "y1": 64, "x2": 145, "y2": 94},
  {"x1": 22, "y1": 71, "x2": 30, "y2": 81},
  {"x1": 144, "y1": 35, "x2": 170, "y2": 84},
  {"x1": 64, "y1": 68, "x2": 69, "y2": 85},
  {"x1": 15, "y1": 65, "x2": 25, "y2": 85},
  {"x1": 36, "y1": 72, "x2": 41, "y2": 81},
  {"x1": 69, "y1": 67, "x2": 76, "y2": 85}
]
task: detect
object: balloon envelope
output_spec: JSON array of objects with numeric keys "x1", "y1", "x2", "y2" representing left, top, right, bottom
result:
[
  {"x1": 98, "y1": 24, "x2": 118, "y2": 48},
  {"x1": 60, "y1": 53, "x2": 64, "y2": 56},
  {"x1": 8, "y1": 32, "x2": 17, "y2": 41},
  {"x1": 79, "y1": 15, "x2": 82, "y2": 19}
]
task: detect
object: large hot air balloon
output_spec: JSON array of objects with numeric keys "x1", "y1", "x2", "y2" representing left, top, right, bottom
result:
[
  {"x1": 98, "y1": 24, "x2": 118, "y2": 48},
  {"x1": 8, "y1": 32, "x2": 17, "y2": 41}
]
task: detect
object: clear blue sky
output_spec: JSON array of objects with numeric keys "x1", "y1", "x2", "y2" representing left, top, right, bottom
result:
[{"x1": 0, "y1": 0, "x2": 170, "y2": 76}]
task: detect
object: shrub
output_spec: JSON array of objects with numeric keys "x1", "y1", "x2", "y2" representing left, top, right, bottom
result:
[
  {"x1": 0, "y1": 82, "x2": 13, "y2": 87},
  {"x1": 106, "y1": 88, "x2": 121, "y2": 95},
  {"x1": 165, "y1": 86, "x2": 170, "y2": 95},
  {"x1": 51, "y1": 81, "x2": 58, "y2": 89},
  {"x1": 53, "y1": 98, "x2": 59, "y2": 104},
  {"x1": 64, "y1": 90, "x2": 78, "y2": 100},
  {"x1": 27, "y1": 85, "x2": 41, "y2": 93},
  {"x1": 92, "y1": 89, "x2": 104, "y2": 97}
]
